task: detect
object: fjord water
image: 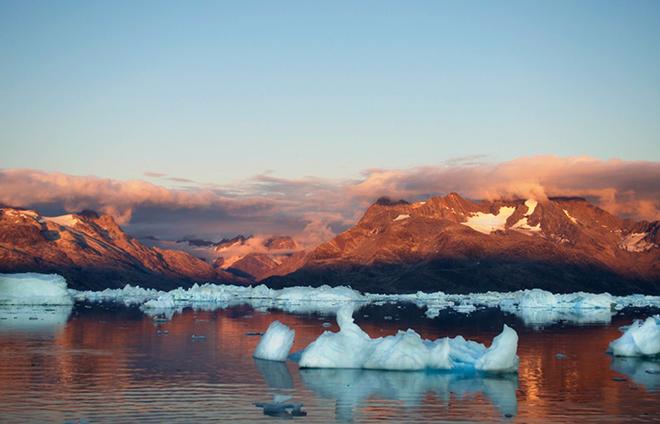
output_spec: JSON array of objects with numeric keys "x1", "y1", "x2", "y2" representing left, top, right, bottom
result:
[{"x1": 0, "y1": 304, "x2": 658, "y2": 423}]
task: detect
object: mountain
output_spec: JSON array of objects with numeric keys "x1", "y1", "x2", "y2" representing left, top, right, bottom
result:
[
  {"x1": 266, "y1": 194, "x2": 660, "y2": 295},
  {"x1": 213, "y1": 234, "x2": 304, "y2": 281},
  {"x1": 213, "y1": 235, "x2": 252, "y2": 251},
  {"x1": 0, "y1": 208, "x2": 248, "y2": 290},
  {"x1": 228, "y1": 250, "x2": 306, "y2": 281}
]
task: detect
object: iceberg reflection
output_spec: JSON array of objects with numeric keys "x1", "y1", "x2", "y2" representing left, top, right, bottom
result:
[
  {"x1": 299, "y1": 368, "x2": 518, "y2": 421},
  {"x1": 0, "y1": 305, "x2": 72, "y2": 333},
  {"x1": 610, "y1": 357, "x2": 660, "y2": 391},
  {"x1": 507, "y1": 307, "x2": 613, "y2": 328},
  {"x1": 254, "y1": 358, "x2": 294, "y2": 389}
]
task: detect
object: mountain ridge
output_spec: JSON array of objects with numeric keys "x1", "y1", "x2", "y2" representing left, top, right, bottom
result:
[
  {"x1": 265, "y1": 194, "x2": 660, "y2": 294},
  {"x1": 0, "y1": 208, "x2": 248, "y2": 290}
]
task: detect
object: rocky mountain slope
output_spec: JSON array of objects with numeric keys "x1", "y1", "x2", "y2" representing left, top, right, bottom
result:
[
  {"x1": 213, "y1": 235, "x2": 304, "y2": 281},
  {"x1": 266, "y1": 194, "x2": 660, "y2": 294},
  {"x1": 0, "y1": 208, "x2": 247, "y2": 290}
]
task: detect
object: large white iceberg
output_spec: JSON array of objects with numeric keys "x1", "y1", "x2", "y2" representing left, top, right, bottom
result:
[
  {"x1": 298, "y1": 306, "x2": 519, "y2": 372},
  {"x1": 253, "y1": 320, "x2": 296, "y2": 362},
  {"x1": 608, "y1": 316, "x2": 660, "y2": 357},
  {"x1": 0, "y1": 273, "x2": 73, "y2": 305}
]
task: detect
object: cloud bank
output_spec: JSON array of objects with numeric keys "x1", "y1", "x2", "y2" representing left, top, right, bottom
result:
[{"x1": 1, "y1": 156, "x2": 659, "y2": 250}]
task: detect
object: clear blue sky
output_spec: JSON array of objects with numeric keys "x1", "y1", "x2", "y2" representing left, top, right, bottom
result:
[{"x1": 1, "y1": 0, "x2": 659, "y2": 184}]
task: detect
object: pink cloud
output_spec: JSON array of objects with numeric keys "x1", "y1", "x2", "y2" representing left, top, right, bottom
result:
[{"x1": 1, "y1": 156, "x2": 658, "y2": 252}]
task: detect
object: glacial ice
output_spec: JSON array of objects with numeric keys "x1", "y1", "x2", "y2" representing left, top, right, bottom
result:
[
  {"x1": 608, "y1": 316, "x2": 660, "y2": 357},
  {"x1": 298, "y1": 306, "x2": 519, "y2": 372},
  {"x1": 253, "y1": 320, "x2": 296, "y2": 362},
  {"x1": 139, "y1": 283, "x2": 365, "y2": 314},
  {"x1": 474, "y1": 325, "x2": 519, "y2": 372},
  {"x1": 0, "y1": 273, "x2": 73, "y2": 305},
  {"x1": 21, "y1": 271, "x2": 651, "y2": 326},
  {"x1": 72, "y1": 284, "x2": 165, "y2": 306}
]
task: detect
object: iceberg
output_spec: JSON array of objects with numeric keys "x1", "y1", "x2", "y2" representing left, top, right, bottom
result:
[
  {"x1": 475, "y1": 325, "x2": 519, "y2": 373},
  {"x1": 72, "y1": 284, "x2": 164, "y2": 306},
  {"x1": 253, "y1": 320, "x2": 296, "y2": 362},
  {"x1": 298, "y1": 306, "x2": 519, "y2": 372},
  {"x1": 298, "y1": 306, "x2": 374, "y2": 369},
  {"x1": 518, "y1": 289, "x2": 558, "y2": 308},
  {"x1": 0, "y1": 273, "x2": 73, "y2": 305},
  {"x1": 608, "y1": 316, "x2": 660, "y2": 357}
]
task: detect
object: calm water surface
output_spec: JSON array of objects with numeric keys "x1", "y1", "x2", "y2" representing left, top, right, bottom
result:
[{"x1": 0, "y1": 303, "x2": 658, "y2": 423}]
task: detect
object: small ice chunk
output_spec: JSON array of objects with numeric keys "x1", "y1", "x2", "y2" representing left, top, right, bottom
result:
[
  {"x1": 608, "y1": 316, "x2": 660, "y2": 357},
  {"x1": 0, "y1": 273, "x2": 73, "y2": 305},
  {"x1": 519, "y1": 289, "x2": 557, "y2": 309},
  {"x1": 254, "y1": 321, "x2": 296, "y2": 362}
]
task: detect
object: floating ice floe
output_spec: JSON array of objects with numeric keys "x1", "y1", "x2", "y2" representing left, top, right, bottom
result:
[
  {"x1": 253, "y1": 321, "x2": 295, "y2": 362},
  {"x1": 72, "y1": 284, "x2": 165, "y2": 306},
  {"x1": 608, "y1": 316, "x2": 660, "y2": 357},
  {"x1": 297, "y1": 306, "x2": 519, "y2": 373},
  {"x1": 5, "y1": 271, "x2": 650, "y2": 323},
  {"x1": 0, "y1": 273, "x2": 73, "y2": 305},
  {"x1": 139, "y1": 283, "x2": 365, "y2": 314}
]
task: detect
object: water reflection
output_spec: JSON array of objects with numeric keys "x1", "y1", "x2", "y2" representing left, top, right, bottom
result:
[
  {"x1": 0, "y1": 305, "x2": 73, "y2": 333},
  {"x1": 506, "y1": 308, "x2": 613, "y2": 328},
  {"x1": 610, "y1": 357, "x2": 660, "y2": 391},
  {"x1": 255, "y1": 358, "x2": 294, "y2": 389},
  {"x1": 299, "y1": 368, "x2": 518, "y2": 421}
]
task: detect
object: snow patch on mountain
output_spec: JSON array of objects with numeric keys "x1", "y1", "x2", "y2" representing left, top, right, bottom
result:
[
  {"x1": 462, "y1": 206, "x2": 516, "y2": 234},
  {"x1": 44, "y1": 214, "x2": 79, "y2": 227},
  {"x1": 563, "y1": 209, "x2": 578, "y2": 224},
  {"x1": 619, "y1": 232, "x2": 656, "y2": 253},
  {"x1": 393, "y1": 214, "x2": 410, "y2": 222},
  {"x1": 511, "y1": 200, "x2": 541, "y2": 234}
]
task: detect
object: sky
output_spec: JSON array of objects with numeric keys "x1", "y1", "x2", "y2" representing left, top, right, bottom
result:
[{"x1": 1, "y1": 1, "x2": 659, "y2": 244}]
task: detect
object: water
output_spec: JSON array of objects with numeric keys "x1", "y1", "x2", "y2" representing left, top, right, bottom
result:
[{"x1": 0, "y1": 303, "x2": 658, "y2": 423}]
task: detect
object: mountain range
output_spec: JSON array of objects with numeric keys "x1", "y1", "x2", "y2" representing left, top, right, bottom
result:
[
  {"x1": 265, "y1": 194, "x2": 659, "y2": 294},
  {"x1": 0, "y1": 208, "x2": 248, "y2": 290},
  {"x1": 1, "y1": 193, "x2": 658, "y2": 294}
]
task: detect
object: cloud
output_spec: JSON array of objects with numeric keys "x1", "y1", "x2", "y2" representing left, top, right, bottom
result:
[
  {"x1": 1, "y1": 156, "x2": 659, "y2": 255},
  {"x1": 349, "y1": 156, "x2": 660, "y2": 221},
  {"x1": 143, "y1": 171, "x2": 166, "y2": 178}
]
